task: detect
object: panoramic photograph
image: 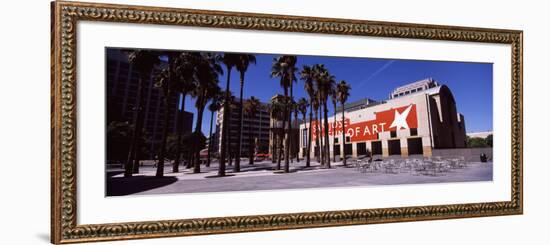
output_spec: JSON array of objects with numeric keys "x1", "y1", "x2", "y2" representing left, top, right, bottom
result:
[{"x1": 105, "y1": 48, "x2": 493, "y2": 196}]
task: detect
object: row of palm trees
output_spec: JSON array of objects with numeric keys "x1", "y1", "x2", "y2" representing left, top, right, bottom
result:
[
  {"x1": 299, "y1": 63, "x2": 351, "y2": 169},
  {"x1": 123, "y1": 50, "x2": 258, "y2": 178},
  {"x1": 122, "y1": 49, "x2": 351, "y2": 178},
  {"x1": 265, "y1": 57, "x2": 352, "y2": 173}
]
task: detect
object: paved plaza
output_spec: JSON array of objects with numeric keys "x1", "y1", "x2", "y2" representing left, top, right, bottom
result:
[{"x1": 107, "y1": 159, "x2": 493, "y2": 196}]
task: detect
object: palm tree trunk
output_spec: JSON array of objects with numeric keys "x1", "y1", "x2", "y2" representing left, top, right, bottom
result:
[
  {"x1": 317, "y1": 105, "x2": 324, "y2": 166},
  {"x1": 124, "y1": 74, "x2": 147, "y2": 177},
  {"x1": 173, "y1": 93, "x2": 187, "y2": 172},
  {"x1": 283, "y1": 88, "x2": 290, "y2": 173},
  {"x1": 276, "y1": 133, "x2": 282, "y2": 170},
  {"x1": 300, "y1": 112, "x2": 306, "y2": 163},
  {"x1": 185, "y1": 154, "x2": 192, "y2": 168},
  {"x1": 207, "y1": 109, "x2": 214, "y2": 167},
  {"x1": 341, "y1": 102, "x2": 347, "y2": 166},
  {"x1": 306, "y1": 103, "x2": 313, "y2": 167},
  {"x1": 218, "y1": 68, "x2": 231, "y2": 176},
  {"x1": 193, "y1": 106, "x2": 206, "y2": 173},
  {"x1": 323, "y1": 101, "x2": 331, "y2": 168},
  {"x1": 192, "y1": 151, "x2": 196, "y2": 168},
  {"x1": 288, "y1": 83, "x2": 293, "y2": 166},
  {"x1": 235, "y1": 73, "x2": 245, "y2": 173},
  {"x1": 271, "y1": 134, "x2": 277, "y2": 164},
  {"x1": 295, "y1": 111, "x2": 300, "y2": 162},
  {"x1": 227, "y1": 120, "x2": 233, "y2": 166},
  {"x1": 156, "y1": 88, "x2": 171, "y2": 177},
  {"x1": 332, "y1": 102, "x2": 337, "y2": 163}
]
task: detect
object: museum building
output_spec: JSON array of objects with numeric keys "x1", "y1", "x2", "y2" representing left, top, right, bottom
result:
[{"x1": 298, "y1": 78, "x2": 467, "y2": 158}]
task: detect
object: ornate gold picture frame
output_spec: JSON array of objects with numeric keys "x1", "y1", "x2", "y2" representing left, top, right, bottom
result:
[{"x1": 51, "y1": 0, "x2": 523, "y2": 243}]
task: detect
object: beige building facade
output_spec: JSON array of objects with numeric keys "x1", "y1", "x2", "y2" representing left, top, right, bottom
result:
[{"x1": 299, "y1": 79, "x2": 467, "y2": 159}]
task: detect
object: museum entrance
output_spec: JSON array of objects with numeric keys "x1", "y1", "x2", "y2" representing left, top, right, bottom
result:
[
  {"x1": 371, "y1": 141, "x2": 382, "y2": 155},
  {"x1": 407, "y1": 138, "x2": 423, "y2": 155},
  {"x1": 344, "y1": 143, "x2": 352, "y2": 157},
  {"x1": 356, "y1": 142, "x2": 367, "y2": 156},
  {"x1": 388, "y1": 139, "x2": 401, "y2": 155},
  {"x1": 333, "y1": 144, "x2": 341, "y2": 156}
]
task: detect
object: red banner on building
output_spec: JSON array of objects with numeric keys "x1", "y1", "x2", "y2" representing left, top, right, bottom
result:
[{"x1": 311, "y1": 104, "x2": 417, "y2": 143}]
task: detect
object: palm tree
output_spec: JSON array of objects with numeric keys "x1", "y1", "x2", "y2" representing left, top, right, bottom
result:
[
  {"x1": 172, "y1": 52, "x2": 197, "y2": 173},
  {"x1": 269, "y1": 99, "x2": 287, "y2": 170},
  {"x1": 313, "y1": 64, "x2": 335, "y2": 168},
  {"x1": 221, "y1": 94, "x2": 236, "y2": 167},
  {"x1": 218, "y1": 54, "x2": 239, "y2": 176},
  {"x1": 296, "y1": 97, "x2": 308, "y2": 163},
  {"x1": 244, "y1": 96, "x2": 261, "y2": 165},
  {"x1": 152, "y1": 66, "x2": 175, "y2": 178},
  {"x1": 124, "y1": 50, "x2": 160, "y2": 177},
  {"x1": 291, "y1": 99, "x2": 300, "y2": 162},
  {"x1": 284, "y1": 55, "x2": 298, "y2": 164},
  {"x1": 206, "y1": 92, "x2": 223, "y2": 167},
  {"x1": 234, "y1": 54, "x2": 257, "y2": 172},
  {"x1": 316, "y1": 92, "x2": 325, "y2": 165},
  {"x1": 330, "y1": 90, "x2": 338, "y2": 163},
  {"x1": 228, "y1": 95, "x2": 237, "y2": 167},
  {"x1": 311, "y1": 93, "x2": 321, "y2": 164},
  {"x1": 190, "y1": 53, "x2": 223, "y2": 174},
  {"x1": 337, "y1": 80, "x2": 351, "y2": 166},
  {"x1": 271, "y1": 56, "x2": 296, "y2": 173},
  {"x1": 300, "y1": 65, "x2": 316, "y2": 167}
]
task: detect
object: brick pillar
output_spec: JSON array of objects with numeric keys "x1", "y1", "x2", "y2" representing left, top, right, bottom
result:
[
  {"x1": 382, "y1": 140, "x2": 389, "y2": 157},
  {"x1": 400, "y1": 138, "x2": 409, "y2": 157}
]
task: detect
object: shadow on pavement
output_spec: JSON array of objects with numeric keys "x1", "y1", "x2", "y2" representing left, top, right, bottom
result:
[
  {"x1": 106, "y1": 170, "x2": 124, "y2": 178},
  {"x1": 204, "y1": 174, "x2": 236, "y2": 178},
  {"x1": 107, "y1": 175, "x2": 178, "y2": 196}
]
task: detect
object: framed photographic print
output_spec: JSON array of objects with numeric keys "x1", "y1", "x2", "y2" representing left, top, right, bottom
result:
[{"x1": 51, "y1": 0, "x2": 523, "y2": 243}]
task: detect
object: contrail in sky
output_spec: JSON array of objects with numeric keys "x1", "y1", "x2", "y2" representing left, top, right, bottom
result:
[{"x1": 357, "y1": 60, "x2": 396, "y2": 89}]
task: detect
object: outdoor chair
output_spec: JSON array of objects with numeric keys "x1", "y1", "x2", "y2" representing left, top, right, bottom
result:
[
  {"x1": 440, "y1": 159, "x2": 452, "y2": 172},
  {"x1": 352, "y1": 159, "x2": 363, "y2": 171},
  {"x1": 352, "y1": 159, "x2": 361, "y2": 167},
  {"x1": 360, "y1": 162, "x2": 371, "y2": 173},
  {"x1": 353, "y1": 160, "x2": 361, "y2": 171},
  {"x1": 411, "y1": 161, "x2": 427, "y2": 176},
  {"x1": 383, "y1": 160, "x2": 399, "y2": 174},
  {"x1": 366, "y1": 160, "x2": 380, "y2": 173},
  {"x1": 424, "y1": 161, "x2": 437, "y2": 176},
  {"x1": 397, "y1": 160, "x2": 410, "y2": 173},
  {"x1": 448, "y1": 158, "x2": 460, "y2": 169},
  {"x1": 458, "y1": 156, "x2": 467, "y2": 167}
]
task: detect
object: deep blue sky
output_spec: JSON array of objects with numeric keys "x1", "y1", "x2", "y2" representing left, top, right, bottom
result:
[{"x1": 182, "y1": 53, "x2": 493, "y2": 135}]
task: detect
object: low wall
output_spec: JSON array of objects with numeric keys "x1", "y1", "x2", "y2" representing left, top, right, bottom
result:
[{"x1": 432, "y1": 147, "x2": 493, "y2": 162}]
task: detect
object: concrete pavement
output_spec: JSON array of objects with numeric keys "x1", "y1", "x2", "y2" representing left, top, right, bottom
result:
[{"x1": 106, "y1": 159, "x2": 493, "y2": 196}]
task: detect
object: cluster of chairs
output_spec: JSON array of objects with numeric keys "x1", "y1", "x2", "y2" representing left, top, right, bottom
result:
[{"x1": 351, "y1": 156, "x2": 467, "y2": 176}]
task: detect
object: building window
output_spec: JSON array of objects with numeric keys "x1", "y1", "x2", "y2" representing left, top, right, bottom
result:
[
  {"x1": 410, "y1": 128, "x2": 418, "y2": 136},
  {"x1": 335, "y1": 138, "x2": 339, "y2": 144},
  {"x1": 345, "y1": 136, "x2": 351, "y2": 143},
  {"x1": 390, "y1": 131, "x2": 397, "y2": 138}
]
